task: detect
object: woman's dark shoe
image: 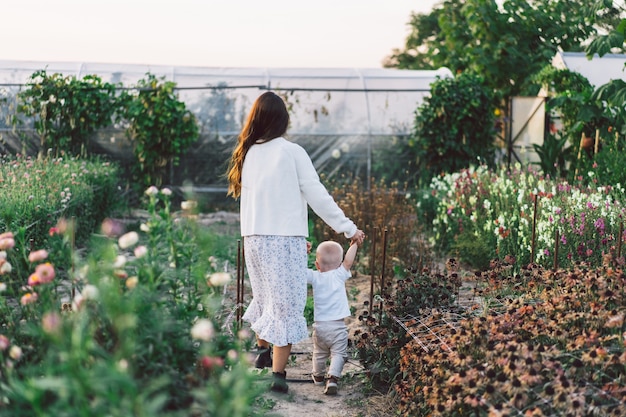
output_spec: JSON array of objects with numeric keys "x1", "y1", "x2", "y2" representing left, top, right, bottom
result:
[
  {"x1": 254, "y1": 346, "x2": 272, "y2": 369},
  {"x1": 270, "y1": 371, "x2": 289, "y2": 394}
]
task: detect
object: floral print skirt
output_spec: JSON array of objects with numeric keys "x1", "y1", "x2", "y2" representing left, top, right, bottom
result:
[{"x1": 242, "y1": 235, "x2": 308, "y2": 346}]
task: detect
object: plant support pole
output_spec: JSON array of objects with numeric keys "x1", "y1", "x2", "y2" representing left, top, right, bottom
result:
[
  {"x1": 553, "y1": 228, "x2": 559, "y2": 270},
  {"x1": 378, "y1": 228, "x2": 388, "y2": 325},
  {"x1": 369, "y1": 227, "x2": 377, "y2": 316},
  {"x1": 531, "y1": 194, "x2": 539, "y2": 263}
]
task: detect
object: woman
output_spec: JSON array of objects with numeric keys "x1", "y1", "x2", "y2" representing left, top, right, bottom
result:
[{"x1": 227, "y1": 91, "x2": 364, "y2": 393}]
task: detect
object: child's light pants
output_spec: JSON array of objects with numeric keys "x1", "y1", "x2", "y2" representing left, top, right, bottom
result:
[{"x1": 311, "y1": 319, "x2": 348, "y2": 378}]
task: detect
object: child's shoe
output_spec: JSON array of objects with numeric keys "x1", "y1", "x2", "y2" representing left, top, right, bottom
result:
[
  {"x1": 270, "y1": 371, "x2": 289, "y2": 394},
  {"x1": 312, "y1": 374, "x2": 325, "y2": 386},
  {"x1": 254, "y1": 346, "x2": 272, "y2": 369},
  {"x1": 323, "y1": 375, "x2": 338, "y2": 395}
]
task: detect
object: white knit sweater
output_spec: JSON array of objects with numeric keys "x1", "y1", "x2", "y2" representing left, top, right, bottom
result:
[{"x1": 240, "y1": 137, "x2": 357, "y2": 238}]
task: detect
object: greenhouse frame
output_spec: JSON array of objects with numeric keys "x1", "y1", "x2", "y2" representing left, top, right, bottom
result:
[{"x1": 0, "y1": 60, "x2": 453, "y2": 190}]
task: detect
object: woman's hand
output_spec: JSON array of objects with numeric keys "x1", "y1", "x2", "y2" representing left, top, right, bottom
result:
[{"x1": 351, "y1": 229, "x2": 365, "y2": 246}]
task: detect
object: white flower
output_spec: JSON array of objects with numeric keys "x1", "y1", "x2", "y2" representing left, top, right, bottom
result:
[
  {"x1": 0, "y1": 251, "x2": 6, "y2": 260},
  {"x1": 9, "y1": 345, "x2": 22, "y2": 360},
  {"x1": 190, "y1": 319, "x2": 214, "y2": 342},
  {"x1": 140, "y1": 223, "x2": 150, "y2": 233},
  {"x1": 113, "y1": 255, "x2": 127, "y2": 268},
  {"x1": 118, "y1": 232, "x2": 139, "y2": 249},
  {"x1": 145, "y1": 186, "x2": 159, "y2": 196},
  {"x1": 0, "y1": 283, "x2": 6, "y2": 292},
  {"x1": 161, "y1": 188, "x2": 172, "y2": 196},
  {"x1": 331, "y1": 149, "x2": 341, "y2": 159},
  {"x1": 81, "y1": 285, "x2": 99, "y2": 300},
  {"x1": 181, "y1": 200, "x2": 197, "y2": 211},
  {"x1": 117, "y1": 359, "x2": 129, "y2": 371},
  {"x1": 208, "y1": 272, "x2": 231, "y2": 287},
  {"x1": 0, "y1": 262, "x2": 11, "y2": 274}
]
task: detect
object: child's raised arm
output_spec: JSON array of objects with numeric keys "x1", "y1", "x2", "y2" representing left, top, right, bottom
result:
[{"x1": 342, "y1": 240, "x2": 359, "y2": 272}]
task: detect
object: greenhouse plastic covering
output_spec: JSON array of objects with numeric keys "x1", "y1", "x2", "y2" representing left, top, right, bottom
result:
[{"x1": 0, "y1": 60, "x2": 452, "y2": 190}]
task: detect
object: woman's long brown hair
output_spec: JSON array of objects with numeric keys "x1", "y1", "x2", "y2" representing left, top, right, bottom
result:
[{"x1": 227, "y1": 91, "x2": 289, "y2": 198}]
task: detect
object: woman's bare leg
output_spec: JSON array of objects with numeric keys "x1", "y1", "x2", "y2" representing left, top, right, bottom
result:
[{"x1": 272, "y1": 344, "x2": 292, "y2": 373}]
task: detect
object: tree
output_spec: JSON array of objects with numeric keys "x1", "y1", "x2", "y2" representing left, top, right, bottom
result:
[{"x1": 387, "y1": 0, "x2": 597, "y2": 98}]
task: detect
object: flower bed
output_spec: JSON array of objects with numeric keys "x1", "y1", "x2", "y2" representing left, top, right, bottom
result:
[
  {"x1": 396, "y1": 262, "x2": 626, "y2": 416},
  {"x1": 422, "y1": 164, "x2": 626, "y2": 269}
]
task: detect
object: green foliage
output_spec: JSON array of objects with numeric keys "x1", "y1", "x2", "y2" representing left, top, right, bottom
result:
[
  {"x1": 0, "y1": 155, "x2": 123, "y2": 291},
  {"x1": 0, "y1": 185, "x2": 260, "y2": 417},
  {"x1": 304, "y1": 295, "x2": 314, "y2": 326},
  {"x1": 121, "y1": 73, "x2": 199, "y2": 189},
  {"x1": 410, "y1": 72, "x2": 498, "y2": 186},
  {"x1": 534, "y1": 66, "x2": 611, "y2": 147},
  {"x1": 388, "y1": 0, "x2": 596, "y2": 98},
  {"x1": 450, "y1": 230, "x2": 493, "y2": 270},
  {"x1": 16, "y1": 70, "x2": 120, "y2": 157},
  {"x1": 531, "y1": 132, "x2": 572, "y2": 178},
  {"x1": 576, "y1": 132, "x2": 626, "y2": 187}
]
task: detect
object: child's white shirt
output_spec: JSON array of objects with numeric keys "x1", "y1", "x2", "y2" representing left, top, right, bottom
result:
[{"x1": 307, "y1": 265, "x2": 351, "y2": 322}]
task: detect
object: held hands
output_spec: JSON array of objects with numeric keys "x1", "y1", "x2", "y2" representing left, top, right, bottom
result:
[{"x1": 350, "y1": 229, "x2": 365, "y2": 246}]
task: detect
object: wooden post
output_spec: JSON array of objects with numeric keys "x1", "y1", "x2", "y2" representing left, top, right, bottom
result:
[
  {"x1": 618, "y1": 222, "x2": 624, "y2": 260},
  {"x1": 594, "y1": 129, "x2": 600, "y2": 154},
  {"x1": 574, "y1": 132, "x2": 585, "y2": 178},
  {"x1": 531, "y1": 194, "x2": 539, "y2": 264},
  {"x1": 369, "y1": 227, "x2": 377, "y2": 316},
  {"x1": 553, "y1": 228, "x2": 559, "y2": 270},
  {"x1": 378, "y1": 228, "x2": 388, "y2": 325}
]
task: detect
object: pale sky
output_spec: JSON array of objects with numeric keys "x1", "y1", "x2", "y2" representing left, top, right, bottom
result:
[{"x1": 2, "y1": 0, "x2": 440, "y2": 68}]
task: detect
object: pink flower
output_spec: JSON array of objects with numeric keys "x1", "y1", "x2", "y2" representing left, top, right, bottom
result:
[
  {"x1": 101, "y1": 218, "x2": 123, "y2": 237},
  {"x1": 200, "y1": 355, "x2": 224, "y2": 370},
  {"x1": 42, "y1": 312, "x2": 61, "y2": 334},
  {"x1": 0, "y1": 234, "x2": 15, "y2": 250},
  {"x1": 134, "y1": 245, "x2": 147, "y2": 259},
  {"x1": 0, "y1": 335, "x2": 9, "y2": 350},
  {"x1": 28, "y1": 249, "x2": 49, "y2": 263},
  {"x1": 20, "y1": 292, "x2": 38, "y2": 305},
  {"x1": 35, "y1": 263, "x2": 55, "y2": 283},
  {"x1": 27, "y1": 273, "x2": 42, "y2": 286}
]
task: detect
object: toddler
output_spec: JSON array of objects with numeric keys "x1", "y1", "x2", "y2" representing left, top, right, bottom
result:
[{"x1": 306, "y1": 239, "x2": 359, "y2": 395}]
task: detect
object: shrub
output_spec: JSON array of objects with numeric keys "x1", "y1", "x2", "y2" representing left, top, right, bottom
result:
[
  {"x1": 15, "y1": 70, "x2": 120, "y2": 158},
  {"x1": 410, "y1": 72, "x2": 498, "y2": 186},
  {"x1": 121, "y1": 73, "x2": 199, "y2": 190}
]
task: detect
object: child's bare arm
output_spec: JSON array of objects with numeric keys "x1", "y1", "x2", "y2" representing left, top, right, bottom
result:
[{"x1": 342, "y1": 241, "x2": 359, "y2": 271}]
